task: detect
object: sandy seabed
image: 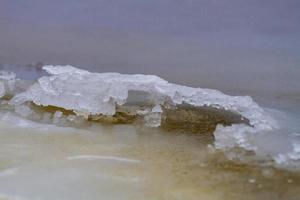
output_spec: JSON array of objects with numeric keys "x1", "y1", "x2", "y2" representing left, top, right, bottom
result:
[{"x1": 0, "y1": 120, "x2": 299, "y2": 200}]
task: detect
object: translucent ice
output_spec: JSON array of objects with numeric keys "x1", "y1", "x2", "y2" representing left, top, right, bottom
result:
[
  {"x1": 0, "y1": 71, "x2": 16, "y2": 98},
  {"x1": 11, "y1": 65, "x2": 275, "y2": 130}
]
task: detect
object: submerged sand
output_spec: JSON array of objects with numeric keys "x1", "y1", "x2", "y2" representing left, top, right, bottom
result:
[{"x1": 0, "y1": 120, "x2": 299, "y2": 200}]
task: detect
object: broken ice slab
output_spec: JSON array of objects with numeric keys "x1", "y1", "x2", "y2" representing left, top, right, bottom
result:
[{"x1": 9, "y1": 65, "x2": 276, "y2": 135}]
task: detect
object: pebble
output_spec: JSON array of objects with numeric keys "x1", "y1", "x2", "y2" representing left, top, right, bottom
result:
[
  {"x1": 248, "y1": 178, "x2": 256, "y2": 183},
  {"x1": 287, "y1": 179, "x2": 293, "y2": 184}
]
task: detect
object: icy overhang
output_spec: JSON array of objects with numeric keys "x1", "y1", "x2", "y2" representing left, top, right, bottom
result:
[{"x1": 10, "y1": 65, "x2": 276, "y2": 130}]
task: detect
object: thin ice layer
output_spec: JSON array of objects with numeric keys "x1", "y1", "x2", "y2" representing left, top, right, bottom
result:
[{"x1": 11, "y1": 65, "x2": 276, "y2": 130}]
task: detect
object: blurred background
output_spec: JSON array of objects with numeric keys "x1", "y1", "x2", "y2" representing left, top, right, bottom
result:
[{"x1": 0, "y1": 0, "x2": 299, "y2": 108}]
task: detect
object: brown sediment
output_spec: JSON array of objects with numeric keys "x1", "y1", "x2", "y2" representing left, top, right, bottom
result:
[
  {"x1": 160, "y1": 103, "x2": 251, "y2": 134},
  {"x1": 0, "y1": 94, "x2": 14, "y2": 101},
  {"x1": 30, "y1": 103, "x2": 139, "y2": 124},
  {"x1": 88, "y1": 111, "x2": 137, "y2": 124},
  {"x1": 30, "y1": 102, "x2": 251, "y2": 134},
  {"x1": 87, "y1": 105, "x2": 143, "y2": 124},
  {"x1": 31, "y1": 104, "x2": 76, "y2": 116}
]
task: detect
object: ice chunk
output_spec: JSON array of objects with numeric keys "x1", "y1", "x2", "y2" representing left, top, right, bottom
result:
[
  {"x1": 273, "y1": 139, "x2": 300, "y2": 169},
  {"x1": 66, "y1": 114, "x2": 86, "y2": 125},
  {"x1": 53, "y1": 111, "x2": 63, "y2": 124},
  {"x1": 0, "y1": 70, "x2": 16, "y2": 97},
  {"x1": 10, "y1": 65, "x2": 276, "y2": 131},
  {"x1": 0, "y1": 81, "x2": 5, "y2": 98},
  {"x1": 15, "y1": 105, "x2": 34, "y2": 117},
  {"x1": 151, "y1": 105, "x2": 162, "y2": 113},
  {"x1": 144, "y1": 105, "x2": 162, "y2": 127},
  {"x1": 11, "y1": 65, "x2": 168, "y2": 116},
  {"x1": 41, "y1": 112, "x2": 52, "y2": 123}
]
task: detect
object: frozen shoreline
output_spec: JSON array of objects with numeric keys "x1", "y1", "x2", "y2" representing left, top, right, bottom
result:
[{"x1": 0, "y1": 65, "x2": 298, "y2": 170}]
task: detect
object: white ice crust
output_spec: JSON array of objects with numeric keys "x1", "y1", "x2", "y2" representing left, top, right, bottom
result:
[
  {"x1": 11, "y1": 65, "x2": 275, "y2": 127},
  {"x1": 10, "y1": 66, "x2": 278, "y2": 152}
]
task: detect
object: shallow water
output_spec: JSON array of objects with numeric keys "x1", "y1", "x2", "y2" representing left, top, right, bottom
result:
[{"x1": 0, "y1": 115, "x2": 298, "y2": 200}]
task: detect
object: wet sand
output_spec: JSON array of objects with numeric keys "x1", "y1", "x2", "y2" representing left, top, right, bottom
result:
[{"x1": 0, "y1": 121, "x2": 299, "y2": 200}]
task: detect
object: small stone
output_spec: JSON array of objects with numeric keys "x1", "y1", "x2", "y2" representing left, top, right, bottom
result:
[
  {"x1": 287, "y1": 179, "x2": 293, "y2": 184},
  {"x1": 248, "y1": 178, "x2": 256, "y2": 183},
  {"x1": 261, "y1": 169, "x2": 274, "y2": 178},
  {"x1": 207, "y1": 144, "x2": 216, "y2": 154}
]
